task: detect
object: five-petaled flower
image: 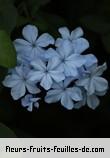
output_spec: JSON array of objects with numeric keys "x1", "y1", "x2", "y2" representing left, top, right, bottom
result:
[
  {"x1": 21, "y1": 94, "x2": 40, "y2": 112},
  {"x1": 55, "y1": 26, "x2": 89, "y2": 55},
  {"x1": 74, "y1": 88, "x2": 107, "y2": 110},
  {"x1": 3, "y1": 66, "x2": 40, "y2": 100},
  {"x1": 45, "y1": 78, "x2": 82, "y2": 110},
  {"x1": 76, "y1": 63, "x2": 108, "y2": 95},
  {"x1": 14, "y1": 25, "x2": 54, "y2": 64},
  {"x1": 50, "y1": 40, "x2": 87, "y2": 77},
  {"x1": 28, "y1": 59, "x2": 65, "y2": 90}
]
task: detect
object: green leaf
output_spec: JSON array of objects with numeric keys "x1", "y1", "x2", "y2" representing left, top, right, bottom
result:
[
  {"x1": 80, "y1": 15, "x2": 110, "y2": 35},
  {"x1": 0, "y1": 30, "x2": 16, "y2": 68},
  {"x1": 102, "y1": 33, "x2": 110, "y2": 54},
  {"x1": 0, "y1": 4, "x2": 18, "y2": 34},
  {"x1": 0, "y1": 123, "x2": 16, "y2": 137}
]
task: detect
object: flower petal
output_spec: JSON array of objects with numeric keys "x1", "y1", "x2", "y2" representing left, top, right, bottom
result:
[
  {"x1": 61, "y1": 92, "x2": 74, "y2": 110},
  {"x1": 2, "y1": 75, "x2": 20, "y2": 88},
  {"x1": 95, "y1": 90, "x2": 107, "y2": 96},
  {"x1": 77, "y1": 67, "x2": 87, "y2": 79},
  {"x1": 87, "y1": 78, "x2": 95, "y2": 95},
  {"x1": 76, "y1": 77, "x2": 89, "y2": 87},
  {"x1": 63, "y1": 77, "x2": 74, "y2": 87},
  {"x1": 50, "y1": 71, "x2": 65, "y2": 82},
  {"x1": 34, "y1": 102, "x2": 39, "y2": 108},
  {"x1": 36, "y1": 33, "x2": 54, "y2": 47},
  {"x1": 55, "y1": 38, "x2": 63, "y2": 47},
  {"x1": 45, "y1": 89, "x2": 63, "y2": 103},
  {"x1": 22, "y1": 25, "x2": 38, "y2": 43},
  {"x1": 94, "y1": 63, "x2": 107, "y2": 76},
  {"x1": 27, "y1": 105, "x2": 33, "y2": 112},
  {"x1": 40, "y1": 48, "x2": 58, "y2": 61},
  {"x1": 31, "y1": 97, "x2": 40, "y2": 102},
  {"x1": 13, "y1": 39, "x2": 31, "y2": 53},
  {"x1": 76, "y1": 77, "x2": 95, "y2": 95},
  {"x1": 21, "y1": 94, "x2": 31, "y2": 107},
  {"x1": 47, "y1": 57, "x2": 61, "y2": 70},
  {"x1": 74, "y1": 90, "x2": 86, "y2": 109},
  {"x1": 94, "y1": 77, "x2": 108, "y2": 92},
  {"x1": 66, "y1": 54, "x2": 85, "y2": 67},
  {"x1": 71, "y1": 27, "x2": 84, "y2": 40},
  {"x1": 29, "y1": 47, "x2": 43, "y2": 59},
  {"x1": 28, "y1": 71, "x2": 44, "y2": 81},
  {"x1": 69, "y1": 87, "x2": 82, "y2": 101},
  {"x1": 58, "y1": 40, "x2": 73, "y2": 58},
  {"x1": 40, "y1": 74, "x2": 53, "y2": 90},
  {"x1": 52, "y1": 81, "x2": 64, "y2": 89},
  {"x1": 11, "y1": 82, "x2": 26, "y2": 100},
  {"x1": 64, "y1": 63, "x2": 78, "y2": 77},
  {"x1": 15, "y1": 66, "x2": 24, "y2": 77},
  {"x1": 58, "y1": 27, "x2": 70, "y2": 39},
  {"x1": 26, "y1": 81, "x2": 41, "y2": 94},
  {"x1": 72, "y1": 38, "x2": 89, "y2": 54},
  {"x1": 83, "y1": 54, "x2": 98, "y2": 68},
  {"x1": 87, "y1": 95, "x2": 100, "y2": 109},
  {"x1": 31, "y1": 59, "x2": 46, "y2": 71},
  {"x1": 74, "y1": 101, "x2": 84, "y2": 109}
]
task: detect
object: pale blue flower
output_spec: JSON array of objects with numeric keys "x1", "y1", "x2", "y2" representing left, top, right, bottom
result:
[
  {"x1": 50, "y1": 40, "x2": 87, "y2": 77},
  {"x1": 74, "y1": 62, "x2": 108, "y2": 109},
  {"x1": 14, "y1": 25, "x2": 54, "y2": 64},
  {"x1": 45, "y1": 78, "x2": 82, "y2": 110},
  {"x1": 28, "y1": 59, "x2": 65, "y2": 90},
  {"x1": 21, "y1": 94, "x2": 40, "y2": 112},
  {"x1": 56, "y1": 26, "x2": 89, "y2": 54},
  {"x1": 3, "y1": 66, "x2": 40, "y2": 100},
  {"x1": 76, "y1": 63, "x2": 108, "y2": 95},
  {"x1": 74, "y1": 88, "x2": 107, "y2": 110}
]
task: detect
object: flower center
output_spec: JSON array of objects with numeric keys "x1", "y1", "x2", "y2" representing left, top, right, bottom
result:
[
  {"x1": 44, "y1": 69, "x2": 49, "y2": 74},
  {"x1": 61, "y1": 58, "x2": 66, "y2": 63},
  {"x1": 63, "y1": 87, "x2": 67, "y2": 91},
  {"x1": 32, "y1": 43, "x2": 36, "y2": 48},
  {"x1": 22, "y1": 76, "x2": 27, "y2": 81}
]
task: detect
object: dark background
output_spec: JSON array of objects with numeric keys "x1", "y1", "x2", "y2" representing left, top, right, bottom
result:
[{"x1": 0, "y1": 0, "x2": 110, "y2": 137}]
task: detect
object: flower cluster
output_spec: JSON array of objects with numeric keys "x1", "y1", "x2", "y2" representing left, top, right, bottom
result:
[{"x1": 3, "y1": 25, "x2": 108, "y2": 111}]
